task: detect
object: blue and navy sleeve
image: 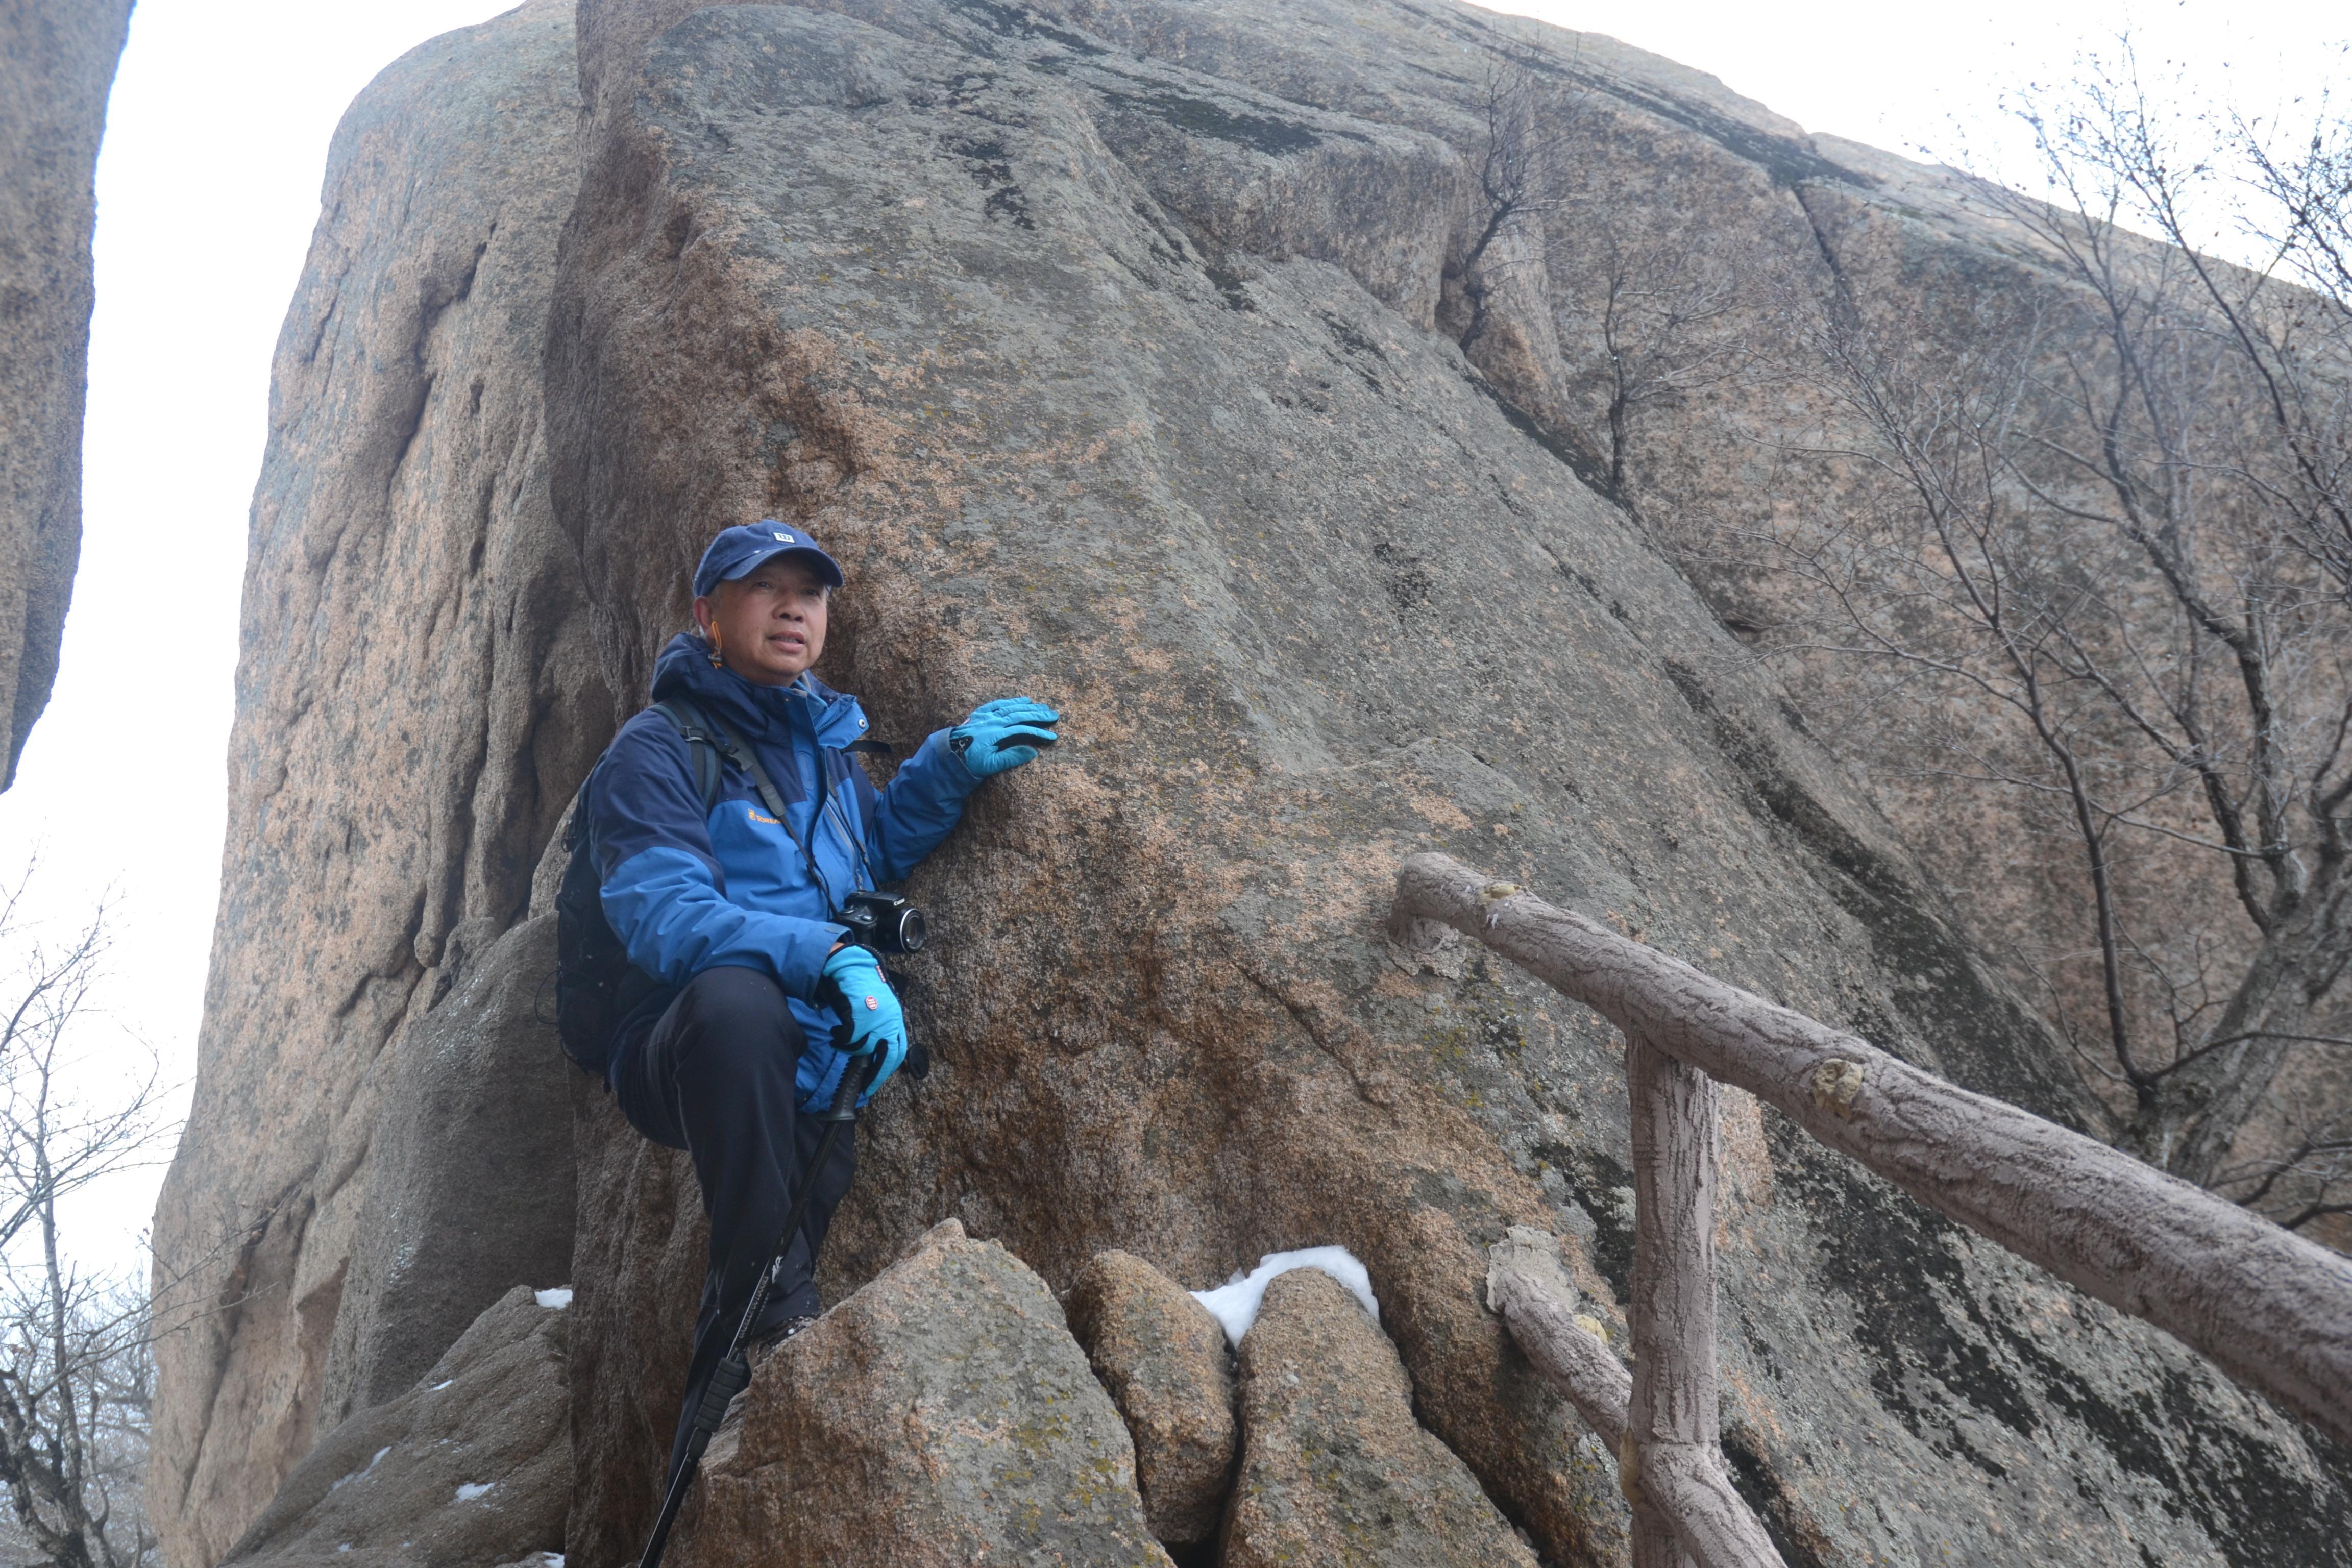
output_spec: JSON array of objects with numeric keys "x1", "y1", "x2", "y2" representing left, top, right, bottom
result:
[
  {"x1": 866, "y1": 728, "x2": 983, "y2": 883},
  {"x1": 589, "y1": 715, "x2": 845, "y2": 996}
]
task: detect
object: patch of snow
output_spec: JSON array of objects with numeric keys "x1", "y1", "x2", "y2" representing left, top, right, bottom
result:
[
  {"x1": 336, "y1": 1547, "x2": 350, "y2": 1555},
  {"x1": 1190, "y1": 1246, "x2": 1380, "y2": 1347},
  {"x1": 454, "y1": 1482, "x2": 494, "y2": 1502},
  {"x1": 328, "y1": 1446, "x2": 393, "y2": 1493},
  {"x1": 534, "y1": 1286, "x2": 574, "y2": 1309},
  {"x1": 428, "y1": 1379, "x2": 453, "y2": 1392}
]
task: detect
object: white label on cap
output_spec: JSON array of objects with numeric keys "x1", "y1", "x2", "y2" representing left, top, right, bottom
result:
[{"x1": 773, "y1": 531, "x2": 793, "y2": 542}]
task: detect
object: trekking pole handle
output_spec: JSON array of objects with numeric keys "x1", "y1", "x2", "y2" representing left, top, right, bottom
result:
[
  {"x1": 821, "y1": 962, "x2": 890, "y2": 1122},
  {"x1": 825, "y1": 1049, "x2": 881, "y2": 1122}
]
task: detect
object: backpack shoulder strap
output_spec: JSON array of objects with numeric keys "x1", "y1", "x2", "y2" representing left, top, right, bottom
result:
[
  {"x1": 650, "y1": 699, "x2": 726, "y2": 811},
  {"x1": 653, "y1": 697, "x2": 791, "y2": 822}
]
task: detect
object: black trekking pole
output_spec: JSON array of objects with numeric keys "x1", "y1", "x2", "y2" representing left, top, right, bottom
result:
[{"x1": 636, "y1": 1043, "x2": 881, "y2": 1568}]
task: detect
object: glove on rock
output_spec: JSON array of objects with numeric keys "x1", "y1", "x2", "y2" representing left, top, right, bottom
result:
[
  {"x1": 820, "y1": 944, "x2": 908, "y2": 1099},
  {"x1": 950, "y1": 697, "x2": 1060, "y2": 778}
]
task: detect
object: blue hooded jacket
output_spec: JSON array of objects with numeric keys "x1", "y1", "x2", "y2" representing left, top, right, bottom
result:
[{"x1": 585, "y1": 633, "x2": 981, "y2": 1107}]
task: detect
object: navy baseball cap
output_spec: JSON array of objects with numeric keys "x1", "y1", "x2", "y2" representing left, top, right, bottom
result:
[{"x1": 692, "y1": 521, "x2": 845, "y2": 598}]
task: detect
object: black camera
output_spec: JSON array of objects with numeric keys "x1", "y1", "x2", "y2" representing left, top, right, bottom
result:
[{"x1": 839, "y1": 891, "x2": 928, "y2": 954}]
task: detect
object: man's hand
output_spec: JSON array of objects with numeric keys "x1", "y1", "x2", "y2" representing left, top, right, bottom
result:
[
  {"x1": 949, "y1": 697, "x2": 1060, "y2": 778},
  {"x1": 820, "y1": 945, "x2": 908, "y2": 1095}
]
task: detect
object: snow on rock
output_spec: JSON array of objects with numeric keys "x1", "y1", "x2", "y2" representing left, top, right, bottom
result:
[
  {"x1": 533, "y1": 1287, "x2": 572, "y2": 1310},
  {"x1": 328, "y1": 1448, "x2": 392, "y2": 1493},
  {"x1": 1191, "y1": 1247, "x2": 1379, "y2": 1348},
  {"x1": 455, "y1": 1483, "x2": 494, "y2": 1502}
]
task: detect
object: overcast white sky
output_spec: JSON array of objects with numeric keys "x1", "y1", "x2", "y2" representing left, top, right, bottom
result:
[{"x1": 1, "y1": 0, "x2": 2343, "y2": 1273}]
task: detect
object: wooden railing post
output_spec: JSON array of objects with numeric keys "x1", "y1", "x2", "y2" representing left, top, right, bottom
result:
[
  {"x1": 1628, "y1": 1036, "x2": 1785, "y2": 1568},
  {"x1": 1628, "y1": 1033, "x2": 1712, "y2": 1567},
  {"x1": 1488, "y1": 1219, "x2": 1784, "y2": 1568}
]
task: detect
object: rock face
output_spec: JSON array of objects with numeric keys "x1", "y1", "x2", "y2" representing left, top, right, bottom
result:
[
  {"x1": 666, "y1": 1220, "x2": 1171, "y2": 1568},
  {"x1": 219, "y1": 1286, "x2": 571, "y2": 1568},
  {"x1": 156, "y1": 1, "x2": 2352, "y2": 1565},
  {"x1": 0, "y1": 0, "x2": 132, "y2": 786},
  {"x1": 561, "y1": 1066, "x2": 702, "y2": 1568},
  {"x1": 1067, "y1": 1250, "x2": 1238, "y2": 1545},
  {"x1": 1227, "y1": 1266, "x2": 1541, "y2": 1567},
  {"x1": 324, "y1": 916, "x2": 578, "y2": 1416},
  {"x1": 146, "y1": 7, "x2": 605, "y2": 1563}
]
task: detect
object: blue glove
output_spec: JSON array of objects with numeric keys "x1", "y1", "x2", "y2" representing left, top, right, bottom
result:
[
  {"x1": 950, "y1": 697, "x2": 1060, "y2": 779},
  {"x1": 820, "y1": 944, "x2": 908, "y2": 1099}
]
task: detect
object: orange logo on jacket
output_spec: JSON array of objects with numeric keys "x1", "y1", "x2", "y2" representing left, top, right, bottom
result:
[{"x1": 749, "y1": 807, "x2": 783, "y2": 825}]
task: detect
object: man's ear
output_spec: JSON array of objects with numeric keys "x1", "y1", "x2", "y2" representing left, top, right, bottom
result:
[{"x1": 691, "y1": 595, "x2": 715, "y2": 634}]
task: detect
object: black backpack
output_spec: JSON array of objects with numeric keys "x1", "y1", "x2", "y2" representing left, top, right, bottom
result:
[{"x1": 553, "y1": 698, "x2": 737, "y2": 1079}]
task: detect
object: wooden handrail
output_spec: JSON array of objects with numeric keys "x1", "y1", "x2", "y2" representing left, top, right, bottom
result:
[{"x1": 1394, "y1": 851, "x2": 2352, "y2": 1453}]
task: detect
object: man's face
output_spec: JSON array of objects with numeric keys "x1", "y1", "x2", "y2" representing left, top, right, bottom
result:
[{"x1": 695, "y1": 555, "x2": 830, "y2": 685}]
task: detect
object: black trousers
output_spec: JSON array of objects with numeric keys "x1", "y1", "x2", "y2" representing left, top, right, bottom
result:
[{"x1": 610, "y1": 964, "x2": 856, "y2": 1480}]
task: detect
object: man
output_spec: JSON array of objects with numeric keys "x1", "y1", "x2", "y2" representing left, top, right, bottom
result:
[{"x1": 582, "y1": 520, "x2": 1058, "y2": 1475}]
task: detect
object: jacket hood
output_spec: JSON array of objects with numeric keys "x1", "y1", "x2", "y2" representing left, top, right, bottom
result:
[{"x1": 649, "y1": 632, "x2": 871, "y2": 750}]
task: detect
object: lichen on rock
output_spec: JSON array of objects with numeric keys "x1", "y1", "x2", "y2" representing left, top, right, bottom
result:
[
  {"x1": 670, "y1": 1221, "x2": 1171, "y2": 1568},
  {"x1": 1225, "y1": 1266, "x2": 1540, "y2": 1567},
  {"x1": 1067, "y1": 1248, "x2": 1239, "y2": 1545}
]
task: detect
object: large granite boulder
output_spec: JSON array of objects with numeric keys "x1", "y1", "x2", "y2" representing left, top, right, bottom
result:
[
  {"x1": 1227, "y1": 1266, "x2": 1540, "y2": 1567},
  {"x1": 666, "y1": 1221, "x2": 1171, "y2": 1568},
  {"x1": 547, "y1": 5, "x2": 2348, "y2": 1564},
  {"x1": 219, "y1": 1286, "x2": 571, "y2": 1568},
  {"x1": 1067, "y1": 1249, "x2": 1238, "y2": 1546},
  {"x1": 0, "y1": 0, "x2": 133, "y2": 785},
  {"x1": 145, "y1": 6, "x2": 607, "y2": 1562},
  {"x1": 324, "y1": 915, "x2": 578, "y2": 1416},
  {"x1": 155, "y1": 2, "x2": 2352, "y2": 1566}
]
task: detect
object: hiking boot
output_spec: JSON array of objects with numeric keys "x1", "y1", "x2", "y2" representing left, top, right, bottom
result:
[{"x1": 715, "y1": 1315, "x2": 820, "y2": 1437}]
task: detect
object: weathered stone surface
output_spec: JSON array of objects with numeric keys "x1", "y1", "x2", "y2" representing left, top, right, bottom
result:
[
  {"x1": 159, "y1": 2, "x2": 2352, "y2": 1567},
  {"x1": 1067, "y1": 1249, "x2": 1237, "y2": 1545},
  {"x1": 325, "y1": 915, "x2": 577, "y2": 1418},
  {"x1": 1227, "y1": 1265, "x2": 1539, "y2": 1567},
  {"x1": 561, "y1": 1066, "x2": 702, "y2": 1568},
  {"x1": 0, "y1": 0, "x2": 132, "y2": 786},
  {"x1": 664, "y1": 1220, "x2": 1171, "y2": 1568},
  {"x1": 146, "y1": 7, "x2": 607, "y2": 1563},
  {"x1": 545, "y1": 6, "x2": 2348, "y2": 1565},
  {"x1": 219, "y1": 1286, "x2": 570, "y2": 1568}
]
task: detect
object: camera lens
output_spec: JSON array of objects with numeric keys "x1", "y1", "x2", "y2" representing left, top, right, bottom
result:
[{"x1": 896, "y1": 906, "x2": 929, "y2": 953}]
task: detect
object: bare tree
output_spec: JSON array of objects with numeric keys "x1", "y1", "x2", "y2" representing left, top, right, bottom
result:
[
  {"x1": 1454, "y1": 60, "x2": 1559, "y2": 360},
  {"x1": 0, "y1": 867, "x2": 170, "y2": 1566},
  {"x1": 1556, "y1": 214, "x2": 1760, "y2": 497},
  {"x1": 1459, "y1": 62, "x2": 1769, "y2": 504},
  {"x1": 1736, "y1": 51, "x2": 2352, "y2": 1230}
]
